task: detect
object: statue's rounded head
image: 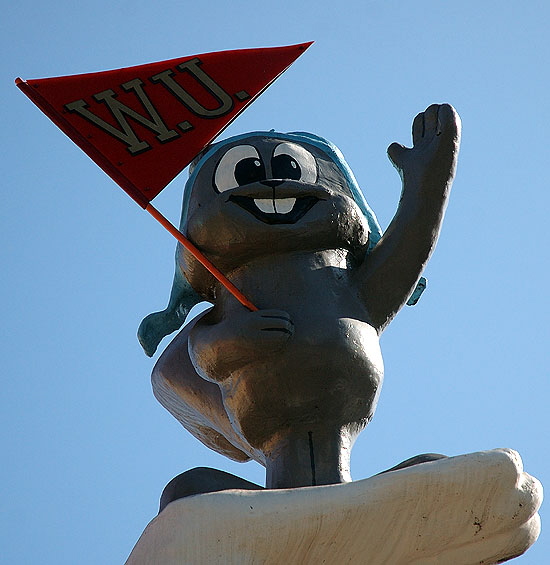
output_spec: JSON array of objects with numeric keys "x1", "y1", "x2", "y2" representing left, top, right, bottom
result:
[{"x1": 179, "y1": 131, "x2": 381, "y2": 298}]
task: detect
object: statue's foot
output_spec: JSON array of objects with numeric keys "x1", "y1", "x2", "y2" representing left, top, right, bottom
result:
[
  {"x1": 159, "y1": 467, "x2": 263, "y2": 512},
  {"x1": 378, "y1": 453, "x2": 447, "y2": 475}
]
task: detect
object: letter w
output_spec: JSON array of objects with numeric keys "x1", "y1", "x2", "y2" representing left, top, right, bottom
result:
[{"x1": 65, "y1": 78, "x2": 179, "y2": 155}]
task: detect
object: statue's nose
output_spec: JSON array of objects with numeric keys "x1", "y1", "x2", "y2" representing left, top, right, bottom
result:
[{"x1": 260, "y1": 179, "x2": 284, "y2": 188}]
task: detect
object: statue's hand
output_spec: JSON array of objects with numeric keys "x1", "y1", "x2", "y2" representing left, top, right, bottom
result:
[
  {"x1": 189, "y1": 309, "x2": 294, "y2": 383},
  {"x1": 233, "y1": 309, "x2": 294, "y2": 351},
  {"x1": 387, "y1": 104, "x2": 461, "y2": 186}
]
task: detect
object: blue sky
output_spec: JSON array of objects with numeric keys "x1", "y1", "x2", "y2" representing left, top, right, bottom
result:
[{"x1": 3, "y1": 1, "x2": 548, "y2": 563}]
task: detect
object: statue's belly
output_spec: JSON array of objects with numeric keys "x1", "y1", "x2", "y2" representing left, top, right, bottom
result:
[{"x1": 219, "y1": 316, "x2": 384, "y2": 448}]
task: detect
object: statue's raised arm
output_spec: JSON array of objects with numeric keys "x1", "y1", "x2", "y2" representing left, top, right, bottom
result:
[{"x1": 358, "y1": 104, "x2": 461, "y2": 331}]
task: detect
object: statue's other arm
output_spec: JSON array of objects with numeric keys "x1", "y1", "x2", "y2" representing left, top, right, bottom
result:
[{"x1": 359, "y1": 104, "x2": 461, "y2": 331}]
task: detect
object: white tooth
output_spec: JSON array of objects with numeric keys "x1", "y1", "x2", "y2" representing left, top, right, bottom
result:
[
  {"x1": 275, "y1": 198, "x2": 296, "y2": 214},
  {"x1": 254, "y1": 199, "x2": 276, "y2": 213}
]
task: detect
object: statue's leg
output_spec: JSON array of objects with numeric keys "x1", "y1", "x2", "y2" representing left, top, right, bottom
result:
[
  {"x1": 159, "y1": 467, "x2": 263, "y2": 512},
  {"x1": 378, "y1": 453, "x2": 447, "y2": 475}
]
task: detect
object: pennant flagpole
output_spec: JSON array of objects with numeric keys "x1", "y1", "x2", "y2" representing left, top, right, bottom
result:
[{"x1": 16, "y1": 42, "x2": 313, "y2": 311}]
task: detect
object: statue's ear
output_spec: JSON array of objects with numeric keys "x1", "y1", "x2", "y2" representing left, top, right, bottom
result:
[{"x1": 138, "y1": 259, "x2": 203, "y2": 357}]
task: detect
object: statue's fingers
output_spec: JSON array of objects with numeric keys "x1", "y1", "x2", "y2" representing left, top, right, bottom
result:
[
  {"x1": 387, "y1": 142, "x2": 408, "y2": 169},
  {"x1": 412, "y1": 112, "x2": 425, "y2": 145},
  {"x1": 436, "y1": 103, "x2": 462, "y2": 140},
  {"x1": 258, "y1": 309, "x2": 293, "y2": 323},
  {"x1": 423, "y1": 104, "x2": 440, "y2": 135}
]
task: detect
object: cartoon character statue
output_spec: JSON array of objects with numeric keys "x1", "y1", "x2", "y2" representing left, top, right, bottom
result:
[{"x1": 138, "y1": 104, "x2": 461, "y2": 510}]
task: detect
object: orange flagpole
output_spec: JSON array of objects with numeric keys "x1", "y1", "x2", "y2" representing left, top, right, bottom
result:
[
  {"x1": 145, "y1": 203, "x2": 258, "y2": 312},
  {"x1": 16, "y1": 44, "x2": 315, "y2": 315}
]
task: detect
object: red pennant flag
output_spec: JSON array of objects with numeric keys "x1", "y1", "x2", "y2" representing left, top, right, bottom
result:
[
  {"x1": 16, "y1": 43, "x2": 313, "y2": 313},
  {"x1": 16, "y1": 42, "x2": 312, "y2": 208}
]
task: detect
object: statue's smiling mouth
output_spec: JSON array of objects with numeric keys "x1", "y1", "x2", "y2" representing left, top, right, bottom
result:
[{"x1": 229, "y1": 195, "x2": 320, "y2": 224}]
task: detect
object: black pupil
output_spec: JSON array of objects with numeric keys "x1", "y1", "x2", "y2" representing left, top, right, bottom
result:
[
  {"x1": 272, "y1": 154, "x2": 301, "y2": 180},
  {"x1": 234, "y1": 158, "x2": 266, "y2": 186}
]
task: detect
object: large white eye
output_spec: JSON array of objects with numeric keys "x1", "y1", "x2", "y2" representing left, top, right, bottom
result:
[
  {"x1": 272, "y1": 142, "x2": 317, "y2": 183},
  {"x1": 214, "y1": 144, "x2": 265, "y2": 192}
]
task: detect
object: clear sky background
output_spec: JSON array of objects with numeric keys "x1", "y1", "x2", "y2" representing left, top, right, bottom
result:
[{"x1": 2, "y1": 1, "x2": 548, "y2": 563}]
